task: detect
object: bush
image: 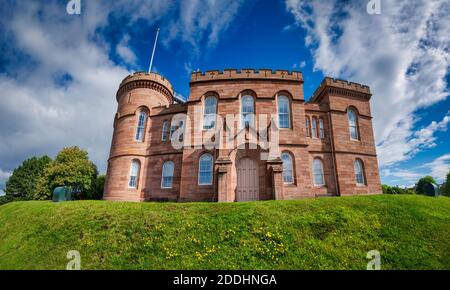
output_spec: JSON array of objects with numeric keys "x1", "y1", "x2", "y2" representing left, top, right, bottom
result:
[
  {"x1": 382, "y1": 184, "x2": 415, "y2": 195},
  {"x1": 415, "y1": 176, "x2": 437, "y2": 196},
  {"x1": 0, "y1": 195, "x2": 28, "y2": 206}
]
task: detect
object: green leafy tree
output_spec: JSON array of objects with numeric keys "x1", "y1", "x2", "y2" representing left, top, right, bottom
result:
[
  {"x1": 5, "y1": 156, "x2": 52, "y2": 199},
  {"x1": 35, "y1": 147, "x2": 98, "y2": 200},
  {"x1": 441, "y1": 171, "x2": 450, "y2": 197},
  {"x1": 415, "y1": 176, "x2": 437, "y2": 196},
  {"x1": 88, "y1": 174, "x2": 105, "y2": 200}
]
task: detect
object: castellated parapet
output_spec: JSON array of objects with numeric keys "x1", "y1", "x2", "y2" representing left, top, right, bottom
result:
[
  {"x1": 117, "y1": 72, "x2": 174, "y2": 104},
  {"x1": 310, "y1": 77, "x2": 372, "y2": 103},
  {"x1": 190, "y1": 69, "x2": 303, "y2": 83}
]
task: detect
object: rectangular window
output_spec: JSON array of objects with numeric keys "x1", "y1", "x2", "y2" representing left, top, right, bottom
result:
[
  {"x1": 319, "y1": 119, "x2": 325, "y2": 139},
  {"x1": 161, "y1": 122, "x2": 169, "y2": 141},
  {"x1": 312, "y1": 119, "x2": 317, "y2": 138},
  {"x1": 306, "y1": 118, "x2": 310, "y2": 137}
]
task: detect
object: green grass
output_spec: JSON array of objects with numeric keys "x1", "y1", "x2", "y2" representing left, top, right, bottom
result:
[{"x1": 0, "y1": 195, "x2": 449, "y2": 270}]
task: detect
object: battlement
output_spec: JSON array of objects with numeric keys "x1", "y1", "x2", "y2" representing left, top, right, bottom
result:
[
  {"x1": 310, "y1": 77, "x2": 371, "y2": 102},
  {"x1": 190, "y1": 69, "x2": 303, "y2": 83},
  {"x1": 119, "y1": 71, "x2": 174, "y2": 95}
]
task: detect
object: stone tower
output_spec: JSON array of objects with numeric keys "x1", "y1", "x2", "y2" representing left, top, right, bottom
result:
[{"x1": 103, "y1": 72, "x2": 174, "y2": 201}]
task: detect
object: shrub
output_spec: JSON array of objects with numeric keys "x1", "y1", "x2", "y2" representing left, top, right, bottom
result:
[
  {"x1": 415, "y1": 176, "x2": 437, "y2": 196},
  {"x1": 382, "y1": 184, "x2": 415, "y2": 195}
]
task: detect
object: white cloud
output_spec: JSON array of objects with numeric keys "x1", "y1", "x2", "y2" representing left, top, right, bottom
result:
[
  {"x1": 379, "y1": 111, "x2": 450, "y2": 166},
  {"x1": 285, "y1": 0, "x2": 450, "y2": 167},
  {"x1": 421, "y1": 154, "x2": 450, "y2": 183},
  {"x1": 0, "y1": 0, "x2": 245, "y2": 174},
  {"x1": 116, "y1": 35, "x2": 137, "y2": 66},
  {"x1": 164, "y1": 0, "x2": 246, "y2": 52},
  {"x1": 382, "y1": 154, "x2": 450, "y2": 185},
  {"x1": 0, "y1": 169, "x2": 12, "y2": 194},
  {"x1": 293, "y1": 60, "x2": 306, "y2": 69}
]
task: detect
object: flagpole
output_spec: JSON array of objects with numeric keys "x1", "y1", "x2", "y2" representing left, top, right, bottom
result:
[{"x1": 148, "y1": 28, "x2": 160, "y2": 73}]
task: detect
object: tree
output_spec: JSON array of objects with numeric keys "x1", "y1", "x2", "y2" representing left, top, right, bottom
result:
[
  {"x1": 441, "y1": 171, "x2": 450, "y2": 197},
  {"x1": 88, "y1": 174, "x2": 105, "y2": 200},
  {"x1": 34, "y1": 147, "x2": 98, "y2": 200},
  {"x1": 415, "y1": 176, "x2": 437, "y2": 196},
  {"x1": 5, "y1": 156, "x2": 52, "y2": 199}
]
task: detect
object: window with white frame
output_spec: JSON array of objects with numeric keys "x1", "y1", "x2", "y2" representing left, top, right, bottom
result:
[
  {"x1": 313, "y1": 158, "x2": 325, "y2": 186},
  {"x1": 348, "y1": 109, "x2": 359, "y2": 140},
  {"x1": 203, "y1": 96, "x2": 217, "y2": 130},
  {"x1": 241, "y1": 95, "x2": 255, "y2": 128},
  {"x1": 198, "y1": 154, "x2": 213, "y2": 185},
  {"x1": 354, "y1": 159, "x2": 365, "y2": 185},
  {"x1": 278, "y1": 95, "x2": 291, "y2": 129},
  {"x1": 319, "y1": 118, "x2": 325, "y2": 139},
  {"x1": 128, "y1": 160, "x2": 140, "y2": 188},
  {"x1": 161, "y1": 121, "x2": 169, "y2": 141},
  {"x1": 281, "y1": 152, "x2": 294, "y2": 184},
  {"x1": 311, "y1": 118, "x2": 318, "y2": 138},
  {"x1": 135, "y1": 111, "x2": 147, "y2": 141},
  {"x1": 161, "y1": 161, "x2": 174, "y2": 188}
]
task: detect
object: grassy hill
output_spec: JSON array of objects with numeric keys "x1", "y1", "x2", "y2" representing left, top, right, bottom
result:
[{"x1": 0, "y1": 195, "x2": 449, "y2": 270}]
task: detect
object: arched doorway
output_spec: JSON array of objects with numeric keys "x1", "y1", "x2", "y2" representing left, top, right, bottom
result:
[{"x1": 236, "y1": 157, "x2": 259, "y2": 201}]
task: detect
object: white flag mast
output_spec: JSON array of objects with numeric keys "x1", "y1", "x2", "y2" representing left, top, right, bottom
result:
[{"x1": 148, "y1": 28, "x2": 160, "y2": 73}]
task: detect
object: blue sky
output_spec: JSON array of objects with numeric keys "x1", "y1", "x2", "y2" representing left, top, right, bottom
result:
[{"x1": 0, "y1": 0, "x2": 449, "y2": 195}]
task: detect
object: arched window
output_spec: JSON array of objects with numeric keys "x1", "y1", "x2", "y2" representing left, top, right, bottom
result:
[
  {"x1": 313, "y1": 158, "x2": 325, "y2": 186},
  {"x1": 348, "y1": 109, "x2": 359, "y2": 140},
  {"x1": 161, "y1": 121, "x2": 169, "y2": 141},
  {"x1": 305, "y1": 117, "x2": 310, "y2": 137},
  {"x1": 203, "y1": 96, "x2": 217, "y2": 130},
  {"x1": 281, "y1": 152, "x2": 294, "y2": 184},
  {"x1": 241, "y1": 95, "x2": 255, "y2": 128},
  {"x1": 319, "y1": 118, "x2": 325, "y2": 139},
  {"x1": 135, "y1": 111, "x2": 147, "y2": 141},
  {"x1": 278, "y1": 95, "x2": 291, "y2": 129},
  {"x1": 311, "y1": 118, "x2": 318, "y2": 138},
  {"x1": 198, "y1": 154, "x2": 213, "y2": 185},
  {"x1": 161, "y1": 161, "x2": 174, "y2": 188},
  {"x1": 354, "y1": 159, "x2": 365, "y2": 185},
  {"x1": 128, "y1": 160, "x2": 140, "y2": 188}
]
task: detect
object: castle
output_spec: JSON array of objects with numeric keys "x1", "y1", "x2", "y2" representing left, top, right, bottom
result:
[{"x1": 103, "y1": 69, "x2": 382, "y2": 202}]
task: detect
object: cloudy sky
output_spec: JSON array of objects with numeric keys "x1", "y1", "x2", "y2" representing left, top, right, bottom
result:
[{"x1": 0, "y1": 0, "x2": 449, "y2": 195}]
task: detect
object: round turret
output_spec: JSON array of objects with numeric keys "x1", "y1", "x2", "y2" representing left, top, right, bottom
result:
[{"x1": 104, "y1": 72, "x2": 174, "y2": 201}]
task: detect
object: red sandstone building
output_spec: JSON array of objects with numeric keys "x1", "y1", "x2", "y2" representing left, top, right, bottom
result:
[{"x1": 104, "y1": 69, "x2": 382, "y2": 202}]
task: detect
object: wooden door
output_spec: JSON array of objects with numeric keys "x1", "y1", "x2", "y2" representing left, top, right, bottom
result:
[{"x1": 236, "y1": 157, "x2": 259, "y2": 201}]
